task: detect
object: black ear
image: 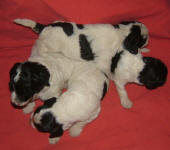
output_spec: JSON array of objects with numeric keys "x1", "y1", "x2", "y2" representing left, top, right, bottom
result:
[
  {"x1": 44, "y1": 97, "x2": 57, "y2": 107},
  {"x1": 123, "y1": 25, "x2": 147, "y2": 54},
  {"x1": 49, "y1": 123, "x2": 63, "y2": 138},
  {"x1": 34, "y1": 97, "x2": 57, "y2": 114},
  {"x1": 31, "y1": 63, "x2": 50, "y2": 87},
  {"x1": 34, "y1": 112, "x2": 63, "y2": 138},
  {"x1": 138, "y1": 57, "x2": 168, "y2": 89}
]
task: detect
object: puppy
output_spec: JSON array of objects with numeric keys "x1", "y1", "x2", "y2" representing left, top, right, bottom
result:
[
  {"x1": 30, "y1": 57, "x2": 109, "y2": 144},
  {"x1": 9, "y1": 52, "x2": 74, "y2": 113},
  {"x1": 12, "y1": 19, "x2": 167, "y2": 108},
  {"x1": 111, "y1": 50, "x2": 168, "y2": 107}
]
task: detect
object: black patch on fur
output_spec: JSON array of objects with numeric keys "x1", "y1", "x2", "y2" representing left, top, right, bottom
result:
[
  {"x1": 33, "y1": 23, "x2": 46, "y2": 34},
  {"x1": 34, "y1": 112, "x2": 63, "y2": 138},
  {"x1": 101, "y1": 82, "x2": 107, "y2": 100},
  {"x1": 112, "y1": 24, "x2": 120, "y2": 29},
  {"x1": 123, "y1": 25, "x2": 147, "y2": 54},
  {"x1": 138, "y1": 57, "x2": 168, "y2": 89},
  {"x1": 10, "y1": 61, "x2": 50, "y2": 103},
  {"x1": 9, "y1": 62, "x2": 21, "y2": 92},
  {"x1": 49, "y1": 22, "x2": 74, "y2": 36},
  {"x1": 120, "y1": 21, "x2": 136, "y2": 25},
  {"x1": 79, "y1": 34, "x2": 95, "y2": 61},
  {"x1": 76, "y1": 24, "x2": 84, "y2": 29},
  {"x1": 34, "y1": 97, "x2": 57, "y2": 114},
  {"x1": 111, "y1": 51, "x2": 123, "y2": 73}
]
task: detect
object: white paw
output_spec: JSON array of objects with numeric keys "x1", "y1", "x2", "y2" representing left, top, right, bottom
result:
[
  {"x1": 121, "y1": 99, "x2": 133, "y2": 109},
  {"x1": 23, "y1": 102, "x2": 35, "y2": 114},
  {"x1": 140, "y1": 48, "x2": 150, "y2": 53},
  {"x1": 48, "y1": 137, "x2": 60, "y2": 144},
  {"x1": 69, "y1": 126, "x2": 83, "y2": 137}
]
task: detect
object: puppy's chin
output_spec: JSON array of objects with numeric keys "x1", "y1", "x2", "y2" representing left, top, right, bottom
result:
[{"x1": 11, "y1": 95, "x2": 33, "y2": 108}]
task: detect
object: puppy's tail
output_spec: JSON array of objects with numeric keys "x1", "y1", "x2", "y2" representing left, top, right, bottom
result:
[{"x1": 14, "y1": 18, "x2": 46, "y2": 34}]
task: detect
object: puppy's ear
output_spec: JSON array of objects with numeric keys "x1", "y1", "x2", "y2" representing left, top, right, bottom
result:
[
  {"x1": 32, "y1": 64, "x2": 50, "y2": 86},
  {"x1": 49, "y1": 123, "x2": 63, "y2": 138},
  {"x1": 34, "y1": 112, "x2": 63, "y2": 138},
  {"x1": 139, "y1": 57, "x2": 168, "y2": 89},
  {"x1": 44, "y1": 97, "x2": 57, "y2": 107},
  {"x1": 44, "y1": 112, "x2": 63, "y2": 138},
  {"x1": 123, "y1": 25, "x2": 147, "y2": 54}
]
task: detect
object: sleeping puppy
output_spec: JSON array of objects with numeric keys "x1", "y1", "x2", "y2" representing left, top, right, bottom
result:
[
  {"x1": 111, "y1": 50, "x2": 168, "y2": 108},
  {"x1": 12, "y1": 19, "x2": 167, "y2": 108},
  {"x1": 9, "y1": 49, "x2": 108, "y2": 114},
  {"x1": 9, "y1": 53, "x2": 74, "y2": 113},
  {"x1": 14, "y1": 18, "x2": 149, "y2": 76},
  {"x1": 30, "y1": 56, "x2": 108, "y2": 144}
]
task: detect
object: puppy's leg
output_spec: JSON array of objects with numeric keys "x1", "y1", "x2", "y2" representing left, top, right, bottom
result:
[
  {"x1": 69, "y1": 108, "x2": 100, "y2": 137},
  {"x1": 48, "y1": 137, "x2": 60, "y2": 144},
  {"x1": 22, "y1": 102, "x2": 35, "y2": 114},
  {"x1": 115, "y1": 81, "x2": 133, "y2": 109}
]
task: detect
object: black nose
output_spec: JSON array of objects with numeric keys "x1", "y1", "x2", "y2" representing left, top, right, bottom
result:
[{"x1": 10, "y1": 102, "x2": 25, "y2": 109}]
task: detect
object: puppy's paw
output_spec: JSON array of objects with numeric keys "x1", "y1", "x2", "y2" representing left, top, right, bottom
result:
[
  {"x1": 121, "y1": 99, "x2": 133, "y2": 109},
  {"x1": 23, "y1": 102, "x2": 35, "y2": 114},
  {"x1": 140, "y1": 48, "x2": 150, "y2": 53},
  {"x1": 48, "y1": 137, "x2": 60, "y2": 144},
  {"x1": 69, "y1": 126, "x2": 83, "y2": 137}
]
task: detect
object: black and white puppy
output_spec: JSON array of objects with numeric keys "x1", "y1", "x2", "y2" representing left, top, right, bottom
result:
[
  {"x1": 29, "y1": 57, "x2": 109, "y2": 144},
  {"x1": 12, "y1": 19, "x2": 167, "y2": 108},
  {"x1": 111, "y1": 50, "x2": 168, "y2": 107},
  {"x1": 9, "y1": 48, "x2": 108, "y2": 113}
]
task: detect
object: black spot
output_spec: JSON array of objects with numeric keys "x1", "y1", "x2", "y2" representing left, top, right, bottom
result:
[
  {"x1": 9, "y1": 62, "x2": 21, "y2": 92},
  {"x1": 76, "y1": 24, "x2": 84, "y2": 29},
  {"x1": 11, "y1": 61, "x2": 50, "y2": 103},
  {"x1": 49, "y1": 22, "x2": 74, "y2": 36},
  {"x1": 101, "y1": 82, "x2": 108, "y2": 100},
  {"x1": 34, "y1": 112, "x2": 63, "y2": 138},
  {"x1": 120, "y1": 21, "x2": 136, "y2": 25},
  {"x1": 123, "y1": 25, "x2": 147, "y2": 54},
  {"x1": 138, "y1": 57, "x2": 168, "y2": 89},
  {"x1": 79, "y1": 34, "x2": 95, "y2": 61},
  {"x1": 112, "y1": 24, "x2": 120, "y2": 29},
  {"x1": 111, "y1": 51, "x2": 123, "y2": 73},
  {"x1": 33, "y1": 23, "x2": 46, "y2": 34},
  {"x1": 34, "y1": 97, "x2": 57, "y2": 114}
]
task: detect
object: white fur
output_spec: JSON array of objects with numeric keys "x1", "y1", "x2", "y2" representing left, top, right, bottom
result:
[{"x1": 23, "y1": 102, "x2": 35, "y2": 114}]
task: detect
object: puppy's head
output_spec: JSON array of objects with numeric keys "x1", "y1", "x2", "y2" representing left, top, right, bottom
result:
[
  {"x1": 9, "y1": 61, "x2": 50, "y2": 107},
  {"x1": 31, "y1": 97, "x2": 63, "y2": 138},
  {"x1": 138, "y1": 57, "x2": 168, "y2": 89},
  {"x1": 121, "y1": 21, "x2": 149, "y2": 54}
]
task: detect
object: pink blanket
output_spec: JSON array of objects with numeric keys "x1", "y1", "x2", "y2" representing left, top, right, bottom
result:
[{"x1": 0, "y1": 0, "x2": 170, "y2": 149}]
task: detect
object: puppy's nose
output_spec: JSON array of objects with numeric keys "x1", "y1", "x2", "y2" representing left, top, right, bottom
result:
[{"x1": 10, "y1": 101, "x2": 25, "y2": 109}]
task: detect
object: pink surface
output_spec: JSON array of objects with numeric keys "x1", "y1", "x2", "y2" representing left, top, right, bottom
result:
[{"x1": 0, "y1": 0, "x2": 170, "y2": 150}]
